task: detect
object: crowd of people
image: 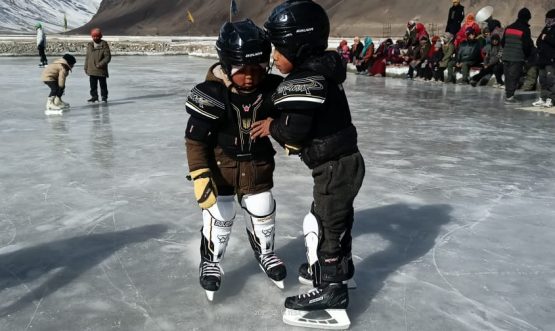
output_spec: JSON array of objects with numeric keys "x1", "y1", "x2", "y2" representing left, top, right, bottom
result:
[{"x1": 336, "y1": 2, "x2": 555, "y2": 107}]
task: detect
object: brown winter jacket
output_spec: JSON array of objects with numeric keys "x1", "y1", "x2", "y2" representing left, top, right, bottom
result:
[
  {"x1": 185, "y1": 64, "x2": 276, "y2": 196},
  {"x1": 85, "y1": 40, "x2": 111, "y2": 77},
  {"x1": 41, "y1": 58, "x2": 71, "y2": 88}
]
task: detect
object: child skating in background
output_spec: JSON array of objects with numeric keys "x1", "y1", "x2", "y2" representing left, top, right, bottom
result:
[
  {"x1": 41, "y1": 53, "x2": 76, "y2": 115},
  {"x1": 184, "y1": 19, "x2": 286, "y2": 301}
]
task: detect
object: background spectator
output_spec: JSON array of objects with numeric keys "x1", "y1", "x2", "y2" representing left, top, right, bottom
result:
[
  {"x1": 36, "y1": 22, "x2": 47, "y2": 67},
  {"x1": 534, "y1": 9, "x2": 555, "y2": 107},
  {"x1": 446, "y1": 0, "x2": 465, "y2": 36},
  {"x1": 502, "y1": 7, "x2": 534, "y2": 103}
]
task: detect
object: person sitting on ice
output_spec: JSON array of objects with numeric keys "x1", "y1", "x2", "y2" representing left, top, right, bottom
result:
[
  {"x1": 368, "y1": 38, "x2": 393, "y2": 77},
  {"x1": 350, "y1": 36, "x2": 363, "y2": 64},
  {"x1": 470, "y1": 33, "x2": 504, "y2": 87},
  {"x1": 357, "y1": 36, "x2": 375, "y2": 74},
  {"x1": 184, "y1": 19, "x2": 286, "y2": 302},
  {"x1": 336, "y1": 39, "x2": 351, "y2": 67},
  {"x1": 455, "y1": 27, "x2": 482, "y2": 84},
  {"x1": 41, "y1": 54, "x2": 76, "y2": 115},
  {"x1": 424, "y1": 37, "x2": 444, "y2": 81},
  {"x1": 386, "y1": 40, "x2": 406, "y2": 65},
  {"x1": 406, "y1": 35, "x2": 431, "y2": 79},
  {"x1": 455, "y1": 13, "x2": 481, "y2": 48}
]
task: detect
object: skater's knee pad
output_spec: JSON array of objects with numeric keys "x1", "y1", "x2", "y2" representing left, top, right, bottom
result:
[
  {"x1": 205, "y1": 195, "x2": 236, "y2": 223},
  {"x1": 201, "y1": 196, "x2": 236, "y2": 262},
  {"x1": 241, "y1": 191, "x2": 274, "y2": 217},
  {"x1": 242, "y1": 191, "x2": 276, "y2": 255},
  {"x1": 303, "y1": 212, "x2": 321, "y2": 266}
]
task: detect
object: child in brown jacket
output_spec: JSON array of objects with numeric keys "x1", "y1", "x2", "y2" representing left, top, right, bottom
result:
[{"x1": 41, "y1": 53, "x2": 76, "y2": 115}]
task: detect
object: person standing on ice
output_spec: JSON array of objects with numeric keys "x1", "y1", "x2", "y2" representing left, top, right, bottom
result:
[
  {"x1": 36, "y1": 22, "x2": 47, "y2": 67},
  {"x1": 445, "y1": 0, "x2": 465, "y2": 36},
  {"x1": 41, "y1": 54, "x2": 76, "y2": 115},
  {"x1": 184, "y1": 19, "x2": 286, "y2": 301},
  {"x1": 85, "y1": 28, "x2": 111, "y2": 103},
  {"x1": 250, "y1": 0, "x2": 365, "y2": 328}
]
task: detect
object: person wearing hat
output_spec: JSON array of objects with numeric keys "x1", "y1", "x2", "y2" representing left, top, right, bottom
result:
[
  {"x1": 35, "y1": 22, "x2": 47, "y2": 67},
  {"x1": 455, "y1": 27, "x2": 482, "y2": 83},
  {"x1": 470, "y1": 33, "x2": 504, "y2": 87},
  {"x1": 85, "y1": 28, "x2": 111, "y2": 103},
  {"x1": 533, "y1": 9, "x2": 555, "y2": 107},
  {"x1": 501, "y1": 7, "x2": 534, "y2": 103},
  {"x1": 41, "y1": 54, "x2": 76, "y2": 114},
  {"x1": 446, "y1": 0, "x2": 465, "y2": 36}
]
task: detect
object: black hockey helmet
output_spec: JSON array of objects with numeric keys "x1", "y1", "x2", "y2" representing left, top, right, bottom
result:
[
  {"x1": 215, "y1": 19, "x2": 271, "y2": 76},
  {"x1": 264, "y1": 0, "x2": 329, "y2": 64}
]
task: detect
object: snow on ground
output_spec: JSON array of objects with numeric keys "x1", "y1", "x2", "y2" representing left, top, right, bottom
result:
[
  {"x1": 1, "y1": 56, "x2": 555, "y2": 330},
  {"x1": 0, "y1": 0, "x2": 101, "y2": 34}
]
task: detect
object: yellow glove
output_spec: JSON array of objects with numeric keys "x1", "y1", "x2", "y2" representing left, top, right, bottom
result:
[
  {"x1": 189, "y1": 168, "x2": 218, "y2": 209},
  {"x1": 285, "y1": 144, "x2": 302, "y2": 156}
]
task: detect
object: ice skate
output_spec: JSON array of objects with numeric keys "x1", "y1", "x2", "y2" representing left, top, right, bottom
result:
[
  {"x1": 54, "y1": 96, "x2": 70, "y2": 109},
  {"x1": 87, "y1": 97, "x2": 99, "y2": 103},
  {"x1": 283, "y1": 283, "x2": 350, "y2": 330},
  {"x1": 542, "y1": 98, "x2": 553, "y2": 108},
  {"x1": 45, "y1": 96, "x2": 63, "y2": 115},
  {"x1": 199, "y1": 259, "x2": 223, "y2": 301},
  {"x1": 532, "y1": 97, "x2": 546, "y2": 107},
  {"x1": 255, "y1": 252, "x2": 286, "y2": 289}
]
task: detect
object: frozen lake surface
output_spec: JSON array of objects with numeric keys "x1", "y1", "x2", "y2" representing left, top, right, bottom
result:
[{"x1": 1, "y1": 56, "x2": 555, "y2": 331}]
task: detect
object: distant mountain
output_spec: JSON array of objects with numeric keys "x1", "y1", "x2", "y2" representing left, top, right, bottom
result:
[
  {"x1": 0, "y1": 0, "x2": 101, "y2": 34},
  {"x1": 73, "y1": 0, "x2": 552, "y2": 37}
]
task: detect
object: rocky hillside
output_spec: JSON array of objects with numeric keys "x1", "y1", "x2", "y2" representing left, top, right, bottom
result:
[
  {"x1": 73, "y1": 0, "x2": 551, "y2": 37},
  {"x1": 0, "y1": 0, "x2": 101, "y2": 34}
]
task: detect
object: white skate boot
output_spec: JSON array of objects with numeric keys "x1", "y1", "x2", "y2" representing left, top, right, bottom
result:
[
  {"x1": 532, "y1": 97, "x2": 546, "y2": 107},
  {"x1": 54, "y1": 96, "x2": 70, "y2": 109},
  {"x1": 542, "y1": 98, "x2": 553, "y2": 108},
  {"x1": 45, "y1": 97, "x2": 63, "y2": 115}
]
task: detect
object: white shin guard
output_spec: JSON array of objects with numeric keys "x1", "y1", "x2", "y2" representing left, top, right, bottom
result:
[
  {"x1": 200, "y1": 196, "x2": 236, "y2": 262},
  {"x1": 241, "y1": 191, "x2": 276, "y2": 255}
]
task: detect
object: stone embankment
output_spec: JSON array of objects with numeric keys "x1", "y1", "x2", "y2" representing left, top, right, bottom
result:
[{"x1": 0, "y1": 35, "x2": 218, "y2": 57}]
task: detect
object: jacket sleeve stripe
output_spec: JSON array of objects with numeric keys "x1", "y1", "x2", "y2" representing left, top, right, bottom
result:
[
  {"x1": 505, "y1": 28, "x2": 524, "y2": 38},
  {"x1": 274, "y1": 96, "x2": 326, "y2": 105},
  {"x1": 185, "y1": 101, "x2": 219, "y2": 120},
  {"x1": 191, "y1": 87, "x2": 225, "y2": 110}
]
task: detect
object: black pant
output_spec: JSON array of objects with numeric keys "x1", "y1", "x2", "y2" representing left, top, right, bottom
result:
[
  {"x1": 311, "y1": 152, "x2": 365, "y2": 259},
  {"x1": 89, "y1": 76, "x2": 108, "y2": 100},
  {"x1": 503, "y1": 61, "x2": 524, "y2": 98},
  {"x1": 44, "y1": 81, "x2": 64, "y2": 97},
  {"x1": 38, "y1": 45, "x2": 47, "y2": 65},
  {"x1": 434, "y1": 67, "x2": 445, "y2": 82},
  {"x1": 471, "y1": 63, "x2": 504, "y2": 84}
]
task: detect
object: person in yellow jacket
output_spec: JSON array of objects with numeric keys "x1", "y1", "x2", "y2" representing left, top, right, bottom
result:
[
  {"x1": 85, "y1": 28, "x2": 111, "y2": 103},
  {"x1": 41, "y1": 54, "x2": 76, "y2": 115}
]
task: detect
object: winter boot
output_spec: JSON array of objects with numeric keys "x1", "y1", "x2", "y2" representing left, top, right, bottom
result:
[
  {"x1": 87, "y1": 97, "x2": 99, "y2": 103},
  {"x1": 54, "y1": 96, "x2": 70, "y2": 109},
  {"x1": 532, "y1": 97, "x2": 546, "y2": 107},
  {"x1": 45, "y1": 97, "x2": 63, "y2": 115}
]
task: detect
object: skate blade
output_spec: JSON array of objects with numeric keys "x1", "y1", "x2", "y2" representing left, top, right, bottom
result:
[
  {"x1": 282, "y1": 308, "x2": 350, "y2": 330},
  {"x1": 45, "y1": 109, "x2": 64, "y2": 115},
  {"x1": 272, "y1": 279, "x2": 284, "y2": 289},
  {"x1": 205, "y1": 290, "x2": 215, "y2": 301},
  {"x1": 298, "y1": 276, "x2": 357, "y2": 289},
  {"x1": 258, "y1": 264, "x2": 285, "y2": 289}
]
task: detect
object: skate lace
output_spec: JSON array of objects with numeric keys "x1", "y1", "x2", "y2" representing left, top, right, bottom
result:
[
  {"x1": 298, "y1": 287, "x2": 322, "y2": 299},
  {"x1": 200, "y1": 261, "x2": 221, "y2": 277},
  {"x1": 260, "y1": 253, "x2": 283, "y2": 270}
]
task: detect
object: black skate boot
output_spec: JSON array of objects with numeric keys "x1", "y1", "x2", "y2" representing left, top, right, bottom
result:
[
  {"x1": 285, "y1": 282, "x2": 348, "y2": 310},
  {"x1": 199, "y1": 259, "x2": 222, "y2": 301},
  {"x1": 87, "y1": 97, "x2": 99, "y2": 102},
  {"x1": 282, "y1": 282, "x2": 351, "y2": 329},
  {"x1": 256, "y1": 252, "x2": 286, "y2": 288}
]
